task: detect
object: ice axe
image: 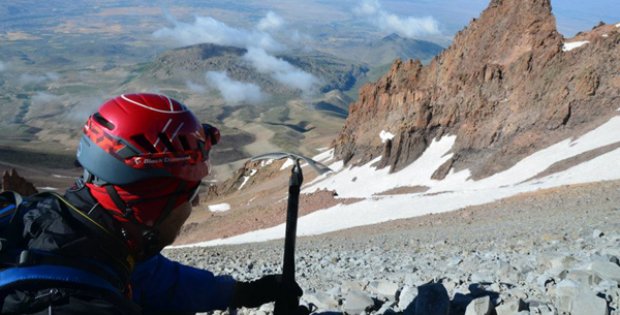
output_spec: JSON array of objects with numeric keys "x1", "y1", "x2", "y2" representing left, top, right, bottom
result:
[{"x1": 251, "y1": 152, "x2": 332, "y2": 315}]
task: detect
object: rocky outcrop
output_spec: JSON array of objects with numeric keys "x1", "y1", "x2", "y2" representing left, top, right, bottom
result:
[
  {"x1": 334, "y1": 0, "x2": 620, "y2": 179},
  {"x1": 203, "y1": 159, "x2": 287, "y2": 201},
  {"x1": 1, "y1": 169, "x2": 38, "y2": 195}
]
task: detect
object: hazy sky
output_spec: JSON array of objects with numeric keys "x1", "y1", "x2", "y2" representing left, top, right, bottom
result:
[{"x1": 373, "y1": 0, "x2": 620, "y2": 37}]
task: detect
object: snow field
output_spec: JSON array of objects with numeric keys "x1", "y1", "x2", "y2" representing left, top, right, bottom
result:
[
  {"x1": 184, "y1": 114, "x2": 620, "y2": 247},
  {"x1": 562, "y1": 41, "x2": 589, "y2": 52}
]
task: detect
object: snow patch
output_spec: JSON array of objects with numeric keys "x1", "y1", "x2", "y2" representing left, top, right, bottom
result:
[
  {"x1": 380, "y1": 130, "x2": 395, "y2": 143},
  {"x1": 238, "y1": 169, "x2": 258, "y2": 190},
  {"x1": 208, "y1": 203, "x2": 231, "y2": 212},
  {"x1": 280, "y1": 159, "x2": 294, "y2": 170},
  {"x1": 562, "y1": 41, "x2": 589, "y2": 52},
  {"x1": 602, "y1": 34, "x2": 609, "y2": 38},
  {"x1": 260, "y1": 159, "x2": 274, "y2": 167},
  {"x1": 37, "y1": 186, "x2": 58, "y2": 191},
  {"x1": 280, "y1": 159, "x2": 309, "y2": 171},
  {"x1": 616, "y1": 23, "x2": 620, "y2": 28},
  {"x1": 304, "y1": 135, "x2": 456, "y2": 198},
  {"x1": 52, "y1": 174, "x2": 71, "y2": 179},
  {"x1": 312, "y1": 148, "x2": 335, "y2": 163}
]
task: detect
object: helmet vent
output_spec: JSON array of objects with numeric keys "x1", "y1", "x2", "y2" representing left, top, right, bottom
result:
[
  {"x1": 158, "y1": 133, "x2": 177, "y2": 152},
  {"x1": 178, "y1": 135, "x2": 191, "y2": 151},
  {"x1": 93, "y1": 112, "x2": 115, "y2": 130},
  {"x1": 131, "y1": 134, "x2": 158, "y2": 153}
]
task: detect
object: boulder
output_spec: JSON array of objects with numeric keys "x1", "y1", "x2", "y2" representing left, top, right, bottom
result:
[
  {"x1": 496, "y1": 299, "x2": 528, "y2": 315},
  {"x1": 565, "y1": 270, "x2": 602, "y2": 286},
  {"x1": 303, "y1": 292, "x2": 339, "y2": 311},
  {"x1": 368, "y1": 280, "x2": 400, "y2": 300},
  {"x1": 398, "y1": 285, "x2": 418, "y2": 313},
  {"x1": 343, "y1": 290, "x2": 374, "y2": 314},
  {"x1": 465, "y1": 296, "x2": 497, "y2": 315},
  {"x1": 554, "y1": 279, "x2": 608, "y2": 315},
  {"x1": 586, "y1": 261, "x2": 620, "y2": 282}
]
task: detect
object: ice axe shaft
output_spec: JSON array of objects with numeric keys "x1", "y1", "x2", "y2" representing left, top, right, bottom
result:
[
  {"x1": 274, "y1": 159, "x2": 303, "y2": 315},
  {"x1": 250, "y1": 152, "x2": 331, "y2": 315}
]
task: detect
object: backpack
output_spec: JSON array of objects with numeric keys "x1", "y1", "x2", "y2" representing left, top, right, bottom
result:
[
  {"x1": 0, "y1": 190, "x2": 133, "y2": 295},
  {"x1": 0, "y1": 190, "x2": 145, "y2": 314}
]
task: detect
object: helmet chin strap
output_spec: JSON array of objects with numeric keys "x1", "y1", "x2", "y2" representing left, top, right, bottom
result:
[{"x1": 82, "y1": 169, "x2": 186, "y2": 259}]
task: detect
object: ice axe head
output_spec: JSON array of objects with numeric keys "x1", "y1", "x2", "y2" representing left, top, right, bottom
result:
[{"x1": 250, "y1": 152, "x2": 333, "y2": 177}]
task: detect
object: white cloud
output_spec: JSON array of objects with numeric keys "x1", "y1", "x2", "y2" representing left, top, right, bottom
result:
[
  {"x1": 18, "y1": 72, "x2": 60, "y2": 85},
  {"x1": 353, "y1": 0, "x2": 381, "y2": 15},
  {"x1": 243, "y1": 47, "x2": 319, "y2": 93},
  {"x1": 257, "y1": 11, "x2": 285, "y2": 31},
  {"x1": 186, "y1": 80, "x2": 207, "y2": 94},
  {"x1": 153, "y1": 16, "x2": 284, "y2": 52},
  {"x1": 31, "y1": 92, "x2": 63, "y2": 107},
  {"x1": 64, "y1": 95, "x2": 105, "y2": 123},
  {"x1": 206, "y1": 71, "x2": 265, "y2": 105},
  {"x1": 154, "y1": 13, "x2": 319, "y2": 95},
  {"x1": 354, "y1": 0, "x2": 440, "y2": 38}
]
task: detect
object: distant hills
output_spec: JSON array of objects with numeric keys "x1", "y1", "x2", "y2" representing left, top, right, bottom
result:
[
  {"x1": 125, "y1": 43, "x2": 369, "y2": 97},
  {"x1": 347, "y1": 33, "x2": 444, "y2": 65}
]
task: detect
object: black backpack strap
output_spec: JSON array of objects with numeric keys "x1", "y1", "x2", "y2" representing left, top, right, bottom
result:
[
  {"x1": 45, "y1": 193, "x2": 134, "y2": 268},
  {"x1": 0, "y1": 191, "x2": 23, "y2": 226},
  {"x1": 22, "y1": 192, "x2": 135, "y2": 289}
]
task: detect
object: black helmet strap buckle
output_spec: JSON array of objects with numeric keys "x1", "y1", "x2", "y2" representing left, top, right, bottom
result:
[{"x1": 104, "y1": 181, "x2": 187, "y2": 257}]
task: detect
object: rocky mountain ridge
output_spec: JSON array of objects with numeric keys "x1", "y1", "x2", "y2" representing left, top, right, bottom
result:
[{"x1": 333, "y1": 0, "x2": 620, "y2": 179}]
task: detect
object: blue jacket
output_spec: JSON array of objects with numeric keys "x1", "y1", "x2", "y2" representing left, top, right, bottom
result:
[{"x1": 132, "y1": 253, "x2": 236, "y2": 312}]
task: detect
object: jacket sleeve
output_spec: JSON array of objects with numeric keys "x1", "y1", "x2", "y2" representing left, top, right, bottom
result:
[{"x1": 130, "y1": 253, "x2": 236, "y2": 312}]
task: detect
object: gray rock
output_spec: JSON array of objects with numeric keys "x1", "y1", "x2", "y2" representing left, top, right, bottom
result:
[
  {"x1": 304, "y1": 292, "x2": 339, "y2": 311},
  {"x1": 343, "y1": 290, "x2": 374, "y2": 314},
  {"x1": 593, "y1": 229, "x2": 604, "y2": 238},
  {"x1": 554, "y1": 279, "x2": 608, "y2": 315},
  {"x1": 368, "y1": 280, "x2": 400, "y2": 300},
  {"x1": 397, "y1": 286, "x2": 418, "y2": 312},
  {"x1": 586, "y1": 260, "x2": 620, "y2": 282},
  {"x1": 536, "y1": 274, "x2": 555, "y2": 291},
  {"x1": 497, "y1": 261, "x2": 521, "y2": 284},
  {"x1": 342, "y1": 280, "x2": 367, "y2": 293},
  {"x1": 496, "y1": 299, "x2": 527, "y2": 315},
  {"x1": 465, "y1": 296, "x2": 496, "y2": 315},
  {"x1": 376, "y1": 301, "x2": 396, "y2": 315},
  {"x1": 529, "y1": 304, "x2": 555, "y2": 315},
  {"x1": 565, "y1": 270, "x2": 602, "y2": 286},
  {"x1": 471, "y1": 272, "x2": 494, "y2": 284},
  {"x1": 548, "y1": 255, "x2": 577, "y2": 270},
  {"x1": 447, "y1": 256, "x2": 463, "y2": 267},
  {"x1": 414, "y1": 283, "x2": 450, "y2": 315}
]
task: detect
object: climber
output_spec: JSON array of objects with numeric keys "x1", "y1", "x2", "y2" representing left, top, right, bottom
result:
[{"x1": 0, "y1": 93, "x2": 302, "y2": 314}]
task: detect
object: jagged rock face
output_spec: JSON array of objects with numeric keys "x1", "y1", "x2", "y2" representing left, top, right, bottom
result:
[
  {"x1": 2, "y1": 169, "x2": 38, "y2": 196},
  {"x1": 334, "y1": 0, "x2": 620, "y2": 179}
]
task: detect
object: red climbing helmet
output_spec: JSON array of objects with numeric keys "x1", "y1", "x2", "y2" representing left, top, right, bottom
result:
[{"x1": 77, "y1": 93, "x2": 220, "y2": 185}]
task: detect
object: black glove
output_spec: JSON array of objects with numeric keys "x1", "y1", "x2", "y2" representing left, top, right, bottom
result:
[{"x1": 231, "y1": 274, "x2": 303, "y2": 308}]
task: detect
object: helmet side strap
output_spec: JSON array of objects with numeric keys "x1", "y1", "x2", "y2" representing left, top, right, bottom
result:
[
  {"x1": 152, "y1": 181, "x2": 187, "y2": 229},
  {"x1": 104, "y1": 181, "x2": 187, "y2": 257}
]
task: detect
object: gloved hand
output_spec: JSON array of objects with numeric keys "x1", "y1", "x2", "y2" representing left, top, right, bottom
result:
[{"x1": 230, "y1": 274, "x2": 303, "y2": 308}]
